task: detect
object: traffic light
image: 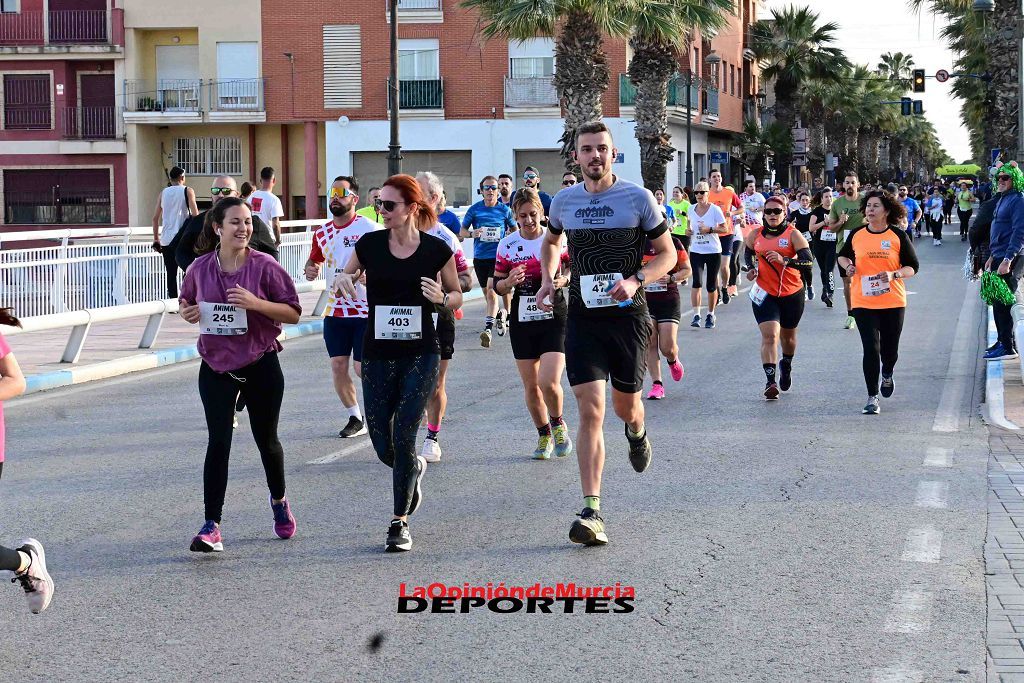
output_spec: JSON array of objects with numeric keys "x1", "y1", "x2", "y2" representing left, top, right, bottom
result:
[
  {"x1": 912, "y1": 69, "x2": 925, "y2": 93},
  {"x1": 913, "y1": 100, "x2": 923, "y2": 116},
  {"x1": 901, "y1": 97, "x2": 912, "y2": 116}
]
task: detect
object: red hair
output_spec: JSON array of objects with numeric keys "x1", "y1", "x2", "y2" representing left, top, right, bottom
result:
[
  {"x1": 382, "y1": 174, "x2": 437, "y2": 231},
  {"x1": 764, "y1": 195, "x2": 788, "y2": 210}
]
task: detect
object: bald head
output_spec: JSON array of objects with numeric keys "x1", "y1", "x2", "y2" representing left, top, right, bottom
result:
[{"x1": 213, "y1": 176, "x2": 238, "y2": 205}]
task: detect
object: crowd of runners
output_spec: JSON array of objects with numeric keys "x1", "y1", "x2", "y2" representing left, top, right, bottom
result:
[{"x1": 8, "y1": 119, "x2": 982, "y2": 615}]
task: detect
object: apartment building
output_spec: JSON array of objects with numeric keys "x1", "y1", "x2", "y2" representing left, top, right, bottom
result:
[
  {"x1": 262, "y1": 0, "x2": 759, "y2": 208},
  {"x1": 0, "y1": 0, "x2": 127, "y2": 229},
  {"x1": 120, "y1": 0, "x2": 326, "y2": 226}
]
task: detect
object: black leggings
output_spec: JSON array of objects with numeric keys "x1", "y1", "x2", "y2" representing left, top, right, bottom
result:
[
  {"x1": 0, "y1": 463, "x2": 19, "y2": 572},
  {"x1": 727, "y1": 243, "x2": 742, "y2": 288},
  {"x1": 852, "y1": 307, "x2": 905, "y2": 396},
  {"x1": 362, "y1": 354, "x2": 439, "y2": 517},
  {"x1": 811, "y1": 240, "x2": 836, "y2": 297},
  {"x1": 689, "y1": 252, "x2": 722, "y2": 292},
  {"x1": 957, "y1": 209, "x2": 972, "y2": 236},
  {"x1": 198, "y1": 352, "x2": 286, "y2": 523},
  {"x1": 927, "y1": 215, "x2": 943, "y2": 240}
]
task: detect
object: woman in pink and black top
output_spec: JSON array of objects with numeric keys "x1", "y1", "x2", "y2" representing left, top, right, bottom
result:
[
  {"x1": 0, "y1": 309, "x2": 54, "y2": 613},
  {"x1": 179, "y1": 197, "x2": 302, "y2": 553}
]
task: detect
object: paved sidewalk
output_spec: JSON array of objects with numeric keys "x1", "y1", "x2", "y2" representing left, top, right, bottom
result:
[
  {"x1": 986, "y1": 428, "x2": 1024, "y2": 682},
  {"x1": 7, "y1": 289, "x2": 325, "y2": 378}
]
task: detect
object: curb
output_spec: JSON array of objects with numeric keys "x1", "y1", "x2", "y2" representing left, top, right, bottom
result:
[
  {"x1": 984, "y1": 306, "x2": 1019, "y2": 431},
  {"x1": 22, "y1": 289, "x2": 483, "y2": 396}
]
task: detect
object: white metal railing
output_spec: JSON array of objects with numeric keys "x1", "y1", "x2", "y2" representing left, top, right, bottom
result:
[{"x1": 0, "y1": 213, "x2": 472, "y2": 364}]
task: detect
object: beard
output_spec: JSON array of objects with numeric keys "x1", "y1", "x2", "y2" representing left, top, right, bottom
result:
[
  {"x1": 329, "y1": 204, "x2": 347, "y2": 217},
  {"x1": 583, "y1": 163, "x2": 607, "y2": 181}
]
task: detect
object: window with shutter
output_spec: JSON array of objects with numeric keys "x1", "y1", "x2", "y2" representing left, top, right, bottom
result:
[
  {"x1": 3, "y1": 74, "x2": 51, "y2": 130},
  {"x1": 323, "y1": 25, "x2": 362, "y2": 109}
]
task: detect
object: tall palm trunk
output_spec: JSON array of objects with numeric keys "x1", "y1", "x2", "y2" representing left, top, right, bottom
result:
[
  {"x1": 982, "y1": 0, "x2": 1020, "y2": 159},
  {"x1": 555, "y1": 11, "x2": 609, "y2": 170},
  {"x1": 807, "y1": 120, "x2": 826, "y2": 180},
  {"x1": 629, "y1": 35, "x2": 678, "y2": 193},
  {"x1": 772, "y1": 80, "x2": 797, "y2": 185},
  {"x1": 857, "y1": 129, "x2": 878, "y2": 181}
]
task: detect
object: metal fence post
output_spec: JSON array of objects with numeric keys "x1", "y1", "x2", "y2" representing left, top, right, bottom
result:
[
  {"x1": 138, "y1": 310, "x2": 164, "y2": 349},
  {"x1": 112, "y1": 232, "x2": 128, "y2": 305},
  {"x1": 50, "y1": 233, "x2": 70, "y2": 312},
  {"x1": 62, "y1": 321, "x2": 91, "y2": 363}
]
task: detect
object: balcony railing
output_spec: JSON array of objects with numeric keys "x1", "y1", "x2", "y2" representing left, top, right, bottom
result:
[
  {"x1": 0, "y1": 10, "x2": 111, "y2": 45},
  {"x1": 61, "y1": 106, "x2": 123, "y2": 140},
  {"x1": 208, "y1": 78, "x2": 265, "y2": 112},
  {"x1": 388, "y1": 78, "x2": 443, "y2": 110},
  {"x1": 703, "y1": 88, "x2": 720, "y2": 117},
  {"x1": 123, "y1": 80, "x2": 202, "y2": 113},
  {"x1": 4, "y1": 104, "x2": 51, "y2": 130},
  {"x1": 504, "y1": 77, "x2": 558, "y2": 108},
  {"x1": 395, "y1": 0, "x2": 441, "y2": 8},
  {"x1": 619, "y1": 74, "x2": 700, "y2": 109}
]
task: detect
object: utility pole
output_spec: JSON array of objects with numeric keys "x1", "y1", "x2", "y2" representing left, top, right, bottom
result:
[
  {"x1": 387, "y1": 0, "x2": 402, "y2": 176},
  {"x1": 685, "y1": 73, "x2": 693, "y2": 188}
]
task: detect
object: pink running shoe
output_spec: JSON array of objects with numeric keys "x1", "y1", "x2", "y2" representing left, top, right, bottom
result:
[
  {"x1": 271, "y1": 497, "x2": 296, "y2": 539},
  {"x1": 646, "y1": 383, "x2": 665, "y2": 400},
  {"x1": 669, "y1": 360, "x2": 685, "y2": 382},
  {"x1": 190, "y1": 520, "x2": 223, "y2": 553}
]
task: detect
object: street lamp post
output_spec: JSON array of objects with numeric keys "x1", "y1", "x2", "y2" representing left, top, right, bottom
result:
[
  {"x1": 683, "y1": 50, "x2": 722, "y2": 189},
  {"x1": 387, "y1": 0, "x2": 402, "y2": 176}
]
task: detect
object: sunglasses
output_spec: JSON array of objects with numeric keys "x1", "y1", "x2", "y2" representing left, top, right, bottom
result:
[
  {"x1": 999, "y1": 175, "x2": 1012, "y2": 181},
  {"x1": 764, "y1": 208, "x2": 785, "y2": 216},
  {"x1": 693, "y1": 190, "x2": 707, "y2": 195},
  {"x1": 481, "y1": 184, "x2": 498, "y2": 191},
  {"x1": 211, "y1": 187, "x2": 235, "y2": 196},
  {"x1": 562, "y1": 179, "x2": 576, "y2": 186},
  {"x1": 330, "y1": 187, "x2": 355, "y2": 200},
  {"x1": 377, "y1": 199, "x2": 405, "y2": 212},
  {"x1": 523, "y1": 174, "x2": 538, "y2": 180}
]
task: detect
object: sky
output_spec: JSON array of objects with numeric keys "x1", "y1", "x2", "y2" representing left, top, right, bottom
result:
[{"x1": 762, "y1": 0, "x2": 972, "y2": 163}]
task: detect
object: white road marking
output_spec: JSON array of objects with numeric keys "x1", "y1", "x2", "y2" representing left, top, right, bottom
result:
[
  {"x1": 933, "y1": 284, "x2": 978, "y2": 432},
  {"x1": 923, "y1": 446, "x2": 952, "y2": 468},
  {"x1": 307, "y1": 439, "x2": 371, "y2": 465},
  {"x1": 915, "y1": 481, "x2": 950, "y2": 509},
  {"x1": 901, "y1": 527, "x2": 942, "y2": 563},
  {"x1": 884, "y1": 589, "x2": 933, "y2": 633},
  {"x1": 870, "y1": 666, "x2": 924, "y2": 683}
]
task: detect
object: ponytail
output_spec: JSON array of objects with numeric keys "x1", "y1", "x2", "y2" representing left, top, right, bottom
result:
[{"x1": 0, "y1": 307, "x2": 21, "y2": 328}]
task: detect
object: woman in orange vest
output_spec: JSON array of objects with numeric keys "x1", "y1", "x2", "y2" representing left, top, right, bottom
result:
[
  {"x1": 837, "y1": 190, "x2": 920, "y2": 415},
  {"x1": 742, "y1": 195, "x2": 813, "y2": 400}
]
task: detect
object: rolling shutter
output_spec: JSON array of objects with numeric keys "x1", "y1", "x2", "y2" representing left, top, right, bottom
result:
[{"x1": 323, "y1": 25, "x2": 362, "y2": 108}]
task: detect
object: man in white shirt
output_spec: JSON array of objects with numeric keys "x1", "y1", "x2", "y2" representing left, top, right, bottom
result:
[
  {"x1": 151, "y1": 165, "x2": 198, "y2": 298},
  {"x1": 249, "y1": 166, "x2": 285, "y2": 246}
]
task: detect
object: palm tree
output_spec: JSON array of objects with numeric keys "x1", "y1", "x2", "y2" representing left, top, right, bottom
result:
[
  {"x1": 876, "y1": 51, "x2": 915, "y2": 81},
  {"x1": 751, "y1": 5, "x2": 849, "y2": 185},
  {"x1": 624, "y1": 0, "x2": 732, "y2": 192},
  {"x1": 737, "y1": 118, "x2": 792, "y2": 182},
  {"x1": 461, "y1": 0, "x2": 632, "y2": 168}
]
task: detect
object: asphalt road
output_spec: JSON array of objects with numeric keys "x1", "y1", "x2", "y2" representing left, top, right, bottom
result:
[{"x1": 0, "y1": 230, "x2": 990, "y2": 682}]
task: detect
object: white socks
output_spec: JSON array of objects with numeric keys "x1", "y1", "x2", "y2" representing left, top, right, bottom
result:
[{"x1": 347, "y1": 404, "x2": 363, "y2": 421}]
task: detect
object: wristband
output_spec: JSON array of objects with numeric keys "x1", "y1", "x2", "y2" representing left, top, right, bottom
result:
[{"x1": 442, "y1": 292, "x2": 450, "y2": 308}]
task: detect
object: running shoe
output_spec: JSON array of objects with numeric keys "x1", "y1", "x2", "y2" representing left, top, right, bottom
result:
[
  {"x1": 480, "y1": 329, "x2": 492, "y2": 348},
  {"x1": 961, "y1": 235, "x2": 968, "y2": 242},
  {"x1": 705, "y1": 313, "x2": 716, "y2": 329},
  {"x1": 862, "y1": 396, "x2": 880, "y2": 415},
  {"x1": 690, "y1": 314, "x2": 701, "y2": 328},
  {"x1": 764, "y1": 382, "x2": 780, "y2": 400},
  {"x1": 779, "y1": 363, "x2": 792, "y2": 392},
  {"x1": 646, "y1": 383, "x2": 665, "y2": 400},
  {"x1": 880, "y1": 373, "x2": 895, "y2": 398},
  {"x1": 233, "y1": 413, "x2": 239, "y2": 430},
  {"x1": 985, "y1": 343, "x2": 1019, "y2": 361},
  {"x1": 823, "y1": 294, "x2": 833, "y2": 308},
  {"x1": 533, "y1": 433, "x2": 553, "y2": 460},
  {"x1": 807, "y1": 286, "x2": 814, "y2": 301},
  {"x1": 496, "y1": 311, "x2": 507, "y2": 337},
  {"x1": 408, "y1": 455, "x2": 427, "y2": 515},
  {"x1": 339, "y1": 416, "x2": 367, "y2": 438},
  {"x1": 569, "y1": 507, "x2": 608, "y2": 546},
  {"x1": 933, "y1": 239, "x2": 942, "y2": 246},
  {"x1": 12, "y1": 538, "x2": 53, "y2": 614},
  {"x1": 669, "y1": 360, "x2": 685, "y2": 382},
  {"x1": 721, "y1": 288, "x2": 731, "y2": 305},
  {"x1": 385, "y1": 519, "x2": 412, "y2": 552},
  {"x1": 552, "y1": 424, "x2": 573, "y2": 458},
  {"x1": 270, "y1": 497, "x2": 296, "y2": 539},
  {"x1": 421, "y1": 437, "x2": 442, "y2": 463},
  {"x1": 844, "y1": 315, "x2": 856, "y2": 330},
  {"x1": 190, "y1": 520, "x2": 223, "y2": 553},
  {"x1": 625, "y1": 424, "x2": 652, "y2": 473},
  {"x1": 915, "y1": 230, "x2": 922, "y2": 238}
]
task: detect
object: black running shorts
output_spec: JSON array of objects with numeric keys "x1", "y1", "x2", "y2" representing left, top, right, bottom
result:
[
  {"x1": 751, "y1": 289, "x2": 805, "y2": 329},
  {"x1": 473, "y1": 258, "x2": 497, "y2": 289},
  {"x1": 510, "y1": 317, "x2": 566, "y2": 360},
  {"x1": 565, "y1": 314, "x2": 649, "y2": 393},
  {"x1": 647, "y1": 296, "x2": 681, "y2": 325}
]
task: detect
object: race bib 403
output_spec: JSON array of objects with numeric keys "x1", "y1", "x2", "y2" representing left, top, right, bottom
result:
[{"x1": 374, "y1": 305, "x2": 423, "y2": 340}]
